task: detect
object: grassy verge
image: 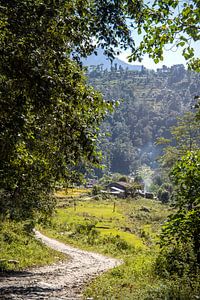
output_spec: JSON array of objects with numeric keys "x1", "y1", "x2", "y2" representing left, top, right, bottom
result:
[
  {"x1": 0, "y1": 220, "x2": 66, "y2": 271},
  {"x1": 39, "y1": 195, "x2": 172, "y2": 299},
  {"x1": 0, "y1": 188, "x2": 87, "y2": 272}
]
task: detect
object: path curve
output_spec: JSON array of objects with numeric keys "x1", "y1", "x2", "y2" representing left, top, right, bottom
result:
[{"x1": 0, "y1": 230, "x2": 122, "y2": 300}]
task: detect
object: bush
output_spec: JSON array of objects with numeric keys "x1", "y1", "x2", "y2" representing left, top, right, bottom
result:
[
  {"x1": 145, "y1": 275, "x2": 200, "y2": 300},
  {"x1": 157, "y1": 188, "x2": 170, "y2": 203},
  {"x1": 101, "y1": 234, "x2": 132, "y2": 252},
  {"x1": 92, "y1": 185, "x2": 102, "y2": 195},
  {"x1": 74, "y1": 222, "x2": 96, "y2": 235},
  {"x1": 155, "y1": 241, "x2": 198, "y2": 277}
]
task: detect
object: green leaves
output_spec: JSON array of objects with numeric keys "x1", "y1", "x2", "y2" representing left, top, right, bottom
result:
[
  {"x1": 1, "y1": 0, "x2": 199, "y2": 222},
  {"x1": 129, "y1": 0, "x2": 200, "y2": 71},
  {"x1": 170, "y1": 150, "x2": 200, "y2": 209},
  {"x1": 0, "y1": 0, "x2": 114, "y2": 221},
  {"x1": 157, "y1": 151, "x2": 200, "y2": 276}
]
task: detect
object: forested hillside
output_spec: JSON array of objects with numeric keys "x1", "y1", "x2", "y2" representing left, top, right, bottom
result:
[{"x1": 87, "y1": 64, "x2": 200, "y2": 174}]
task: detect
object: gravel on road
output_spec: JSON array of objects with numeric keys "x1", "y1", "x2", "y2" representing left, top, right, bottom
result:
[{"x1": 0, "y1": 230, "x2": 122, "y2": 299}]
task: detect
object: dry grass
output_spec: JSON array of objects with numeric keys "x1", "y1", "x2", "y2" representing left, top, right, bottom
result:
[{"x1": 55, "y1": 187, "x2": 89, "y2": 198}]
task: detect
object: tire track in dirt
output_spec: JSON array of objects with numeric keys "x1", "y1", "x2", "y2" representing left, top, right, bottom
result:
[{"x1": 0, "y1": 230, "x2": 122, "y2": 299}]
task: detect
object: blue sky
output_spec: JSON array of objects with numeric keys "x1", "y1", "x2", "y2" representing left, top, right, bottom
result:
[
  {"x1": 117, "y1": 0, "x2": 200, "y2": 71},
  {"x1": 118, "y1": 40, "x2": 200, "y2": 70}
]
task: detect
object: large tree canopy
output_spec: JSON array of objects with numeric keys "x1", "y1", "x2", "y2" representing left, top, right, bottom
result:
[
  {"x1": 0, "y1": 0, "x2": 199, "y2": 221},
  {"x1": 0, "y1": 0, "x2": 139, "y2": 221}
]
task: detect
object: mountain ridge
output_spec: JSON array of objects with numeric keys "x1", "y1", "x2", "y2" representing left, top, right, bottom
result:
[{"x1": 82, "y1": 48, "x2": 142, "y2": 71}]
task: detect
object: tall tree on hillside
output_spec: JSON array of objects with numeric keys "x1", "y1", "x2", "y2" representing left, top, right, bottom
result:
[{"x1": 157, "y1": 112, "x2": 200, "y2": 170}]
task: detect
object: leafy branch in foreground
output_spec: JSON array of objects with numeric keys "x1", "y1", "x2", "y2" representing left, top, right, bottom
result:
[{"x1": 129, "y1": 0, "x2": 200, "y2": 71}]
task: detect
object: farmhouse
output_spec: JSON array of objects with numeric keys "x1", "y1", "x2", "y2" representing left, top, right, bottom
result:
[
  {"x1": 106, "y1": 181, "x2": 154, "y2": 199},
  {"x1": 106, "y1": 181, "x2": 132, "y2": 197}
]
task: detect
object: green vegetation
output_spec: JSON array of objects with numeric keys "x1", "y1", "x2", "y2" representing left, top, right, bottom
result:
[
  {"x1": 89, "y1": 67, "x2": 200, "y2": 175},
  {"x1": 1, "y1": 0, "x2": 200, "y2": 222},
  {"x1": 156, "y1": 151, "x2": 200, "y2": 276},
  {"x1": 38, "y1": 185, "x2": 200, "y2": 299},
  {"x1": 39, "y1": 195, "x2": 173, "y2": 298},
  {"x1": 129, "y1": 0, "x2": 200, "y2": 71},
  {"x1": 0, "y1": 221, "x2": 66, "y2": 271},
  {"x1": 0, "y1": 1, "x2": 199, "y2": 298}
]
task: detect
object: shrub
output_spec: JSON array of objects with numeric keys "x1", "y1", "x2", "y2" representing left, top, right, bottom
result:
[
  {"x1": 92, "y1": 185, "x2": 102, "y2": 195},
  {"x1": 157, "y1": 188, "x2": 170, "y2": 203},
  {"x1": 101, "y1": 234, "x2": 132, "y2": 252},
  {"x1": 155, "y1": 240, "x2": 198, "y2": 277},
  {"x1": 145, "y1": 275, "x2": 200, "y2": 300}
]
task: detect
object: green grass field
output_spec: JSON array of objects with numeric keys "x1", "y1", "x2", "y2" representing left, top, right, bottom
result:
[
  {"x1": 38, "y1": 195, "x2": 172, "y2": 299},
  {"x1": 5, "y1": 192, "x2": 193, "y2": 299}
]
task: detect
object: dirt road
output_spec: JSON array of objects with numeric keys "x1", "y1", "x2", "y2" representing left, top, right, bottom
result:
[{"x1": 0, "y1": 230, "x2": 122, "y2": 299}]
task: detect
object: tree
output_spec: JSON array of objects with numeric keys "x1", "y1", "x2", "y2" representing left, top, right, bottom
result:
[
  {"x1": 0, "y1": 0, "x2": 146, "y2": 221},
  {"x1": 157, "y1": 189, "x2": 170, "y2": 204},
  {"x1": 156, "y1": 151, "x2": 200, "y2": 276},
  {"x1": 171, "y1": 112, "x2": 200, "y2": 153},
  {"x1": 157, "y1": 112, "x2": 200, "y2": 170},
  {"x1": 0, "y1": 0, "x2": 127, "y2": 221}
]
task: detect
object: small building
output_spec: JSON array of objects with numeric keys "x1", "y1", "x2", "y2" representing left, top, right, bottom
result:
[
  {"x1": 106, "y1": 181, "x2": 135, "y2": 197},
  {"x1": 106, "y1": 181, "x2": 154, "y2": 199},
  {"x1": 101, "y1": 189, "x2": 125, "y2": 198},
  {"x1": 107, "y1": 181, "x2": 131, "y2": 193}
]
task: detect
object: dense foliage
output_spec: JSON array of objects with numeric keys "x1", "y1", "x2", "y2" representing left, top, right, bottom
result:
[
  {"x1": 156, "y1": 151, "x2": 200, "y2": 278},
  {"x1": 0, "y1": 0, "x2": 199, "y2": 222},
  {"x1": 0, "y1": 0, "x2": 135, "y2": 221}
]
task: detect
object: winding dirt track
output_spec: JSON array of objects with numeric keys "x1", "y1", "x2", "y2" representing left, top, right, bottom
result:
[{"x1": 0, "y1": 230, "x2": 122, "y2": 300}]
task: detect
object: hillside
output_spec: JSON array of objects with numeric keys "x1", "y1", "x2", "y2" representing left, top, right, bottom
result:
[{"x1": 87, "y1": 64, "x2": 200, "y2": 174}]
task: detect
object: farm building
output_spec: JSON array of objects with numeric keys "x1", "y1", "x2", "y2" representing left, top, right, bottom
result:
[
  {"x1": 106, "y1": 181, "x2": 133, "y2": 197},
  {"x1": 106, "y1": 181, "x2": 154, "y2": 199}
]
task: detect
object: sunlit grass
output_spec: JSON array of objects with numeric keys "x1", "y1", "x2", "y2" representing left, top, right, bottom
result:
[
  {"x1": 39, "y1": 196, "x2": 171, "y2": 299},
  {"x1": 99, "y1": 228, "x2": 146, "y2": 250},
  {"x1": 0, "y1": 221, "x2": 66, "y2": 271},
  {"x1": 73, "y1": 201, "x2": 125, "y2": 221},
  {"x1": 55, "y1": 187, "x2": 89, "y2": 198},
  {"x1": 41, "y1": 197, "x2": 169, "y2": 252},
  {"x1": 54, "y1": 200, "x2": 126, "y2": 230}
]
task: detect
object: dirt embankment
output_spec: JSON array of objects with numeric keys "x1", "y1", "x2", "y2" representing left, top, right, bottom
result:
[{"x1": 0, "y1": 230, "x2": 122, "y2": 299}]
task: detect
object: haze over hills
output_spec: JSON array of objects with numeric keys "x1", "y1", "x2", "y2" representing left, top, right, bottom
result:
[{"x1": 82, "y1": 48, "x2": 142, "y2": 71}]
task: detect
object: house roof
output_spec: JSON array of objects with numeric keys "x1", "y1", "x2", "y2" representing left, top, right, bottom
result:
[
  {"x1": 116, "y1": 181, "x2": 131, "y2": 187},
  {"x1": 107, "y1": 181, "x2": 132, "y2": 191},
  {"x1": 110, "y1": 186, "x2": 125, "y2": 193}
]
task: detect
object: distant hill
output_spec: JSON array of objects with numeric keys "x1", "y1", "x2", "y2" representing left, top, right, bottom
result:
[
  {"x1": 87, "y1": 61, "x2": 200, "y2": 174},
  {"x1": 82, "y1": 48, "x2": 142, "y2": 71}
]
